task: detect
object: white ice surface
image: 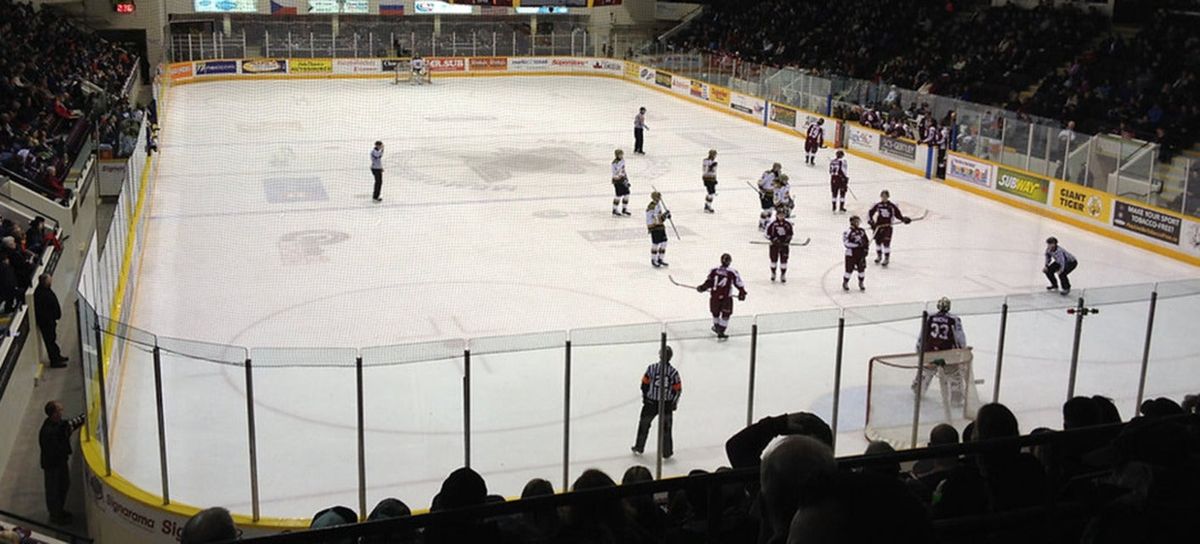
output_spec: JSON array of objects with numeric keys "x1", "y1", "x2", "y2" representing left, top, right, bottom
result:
[{"x1": 107, "y1": 77, "x2": 1200, "y2": 519}]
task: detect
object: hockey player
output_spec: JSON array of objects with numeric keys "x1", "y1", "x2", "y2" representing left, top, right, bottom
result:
[
  {"x1": 758, "y1": 163, "x2": 782, "y2": 230},
  {"x1": 1043, "y1": 237, "x2": 1078, "y2": 295},
  {"x1": 773, "y1": 175, "x2": 794, "y2": 219},
  {"x1": 829, "y1": 150, "x2": 849, "y2": 212},
  {"x1": 804, "y1": 118, "x2": 825, "y2": 165},
  {"x1": 842, "y1": 215, "x2": 869, "y2": 291},
  {"x1": 765, "y1": 206, "x2": 794, "y2": 283},
  {"x1": 611, "y1": 149, "x2": 630, "y2": 216},
  {"x1": 410, "y1": 55, "x2": 429, "y2": 84},
  {"x1": 913, "y1": 297, "x2": 969, "y2": 406},
  {"x1": 646, "y1": 192, "x2": 670, "y2": 267},
  {"x1": 867, "y1": 190, "x2": 911, "y2": 267},
  {"x1": 696, "y1": 253, "x2": 747, "y2": 340},
  {"x1": 702, "y1": 149, "x2": 718, "y2": 213}
]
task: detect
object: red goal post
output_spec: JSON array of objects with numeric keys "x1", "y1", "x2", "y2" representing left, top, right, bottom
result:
[{"x1": 864, "y1": 348, "x2": 981, "y2": 449}]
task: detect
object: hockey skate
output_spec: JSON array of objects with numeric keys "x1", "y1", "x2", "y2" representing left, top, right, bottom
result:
[
  {"x1": 658, "y1": 260, "x2": 669, "y2": 267},
  {"x1": 780, "y1": 274, "x2": 787, "y2": 284},
  {"x1": 652, "y1": 260, "x2": 661, "y2": 268},
  {"x1": 1060, "y1": 288, "x2": 1071, "y2": 296},
  {"x1": 882, "y1": 256, "x2": 890, "y2": 267},
  {"x1": 631, "y1": 446, "x2": 643, "y2": 455},
  {"x1": 859, "y1": 279, "x2": 866, "y2": 291},
  {"x1": 1046, "y1": 285, "x2": 1059, "y2": 291},
  {"x1": 613, "y1": 210, "x2": 621, "y2": 217},
  {"x1": 770, "y1": 273, "x2": 776, "y2": 282},
  {"x1": 874, "y1": 255, "x2": 882, "y2": 264},
  {"x1": 842, "y1": 280, "x2": 850, "y2": 292},
  {"x1": 621, "y1": 210, "x2": 631, "y2": 216}
]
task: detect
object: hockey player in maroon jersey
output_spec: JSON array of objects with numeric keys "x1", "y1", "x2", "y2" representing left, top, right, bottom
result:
[
  {"x1": 804, "y1": 118, "x2": 825, "y2": 165},
  {"x1": 913, "y1": 297, "x2": 969, "y2": 405},
  {"x1": 829, "y1": 150, "x2": 849, "y2": 212},
  {"x1": 842, "y1": 215, "x2": 869, "y2": 291},
  {"x1": 765, "y1": 206, "x2": 794, "y2": 283},
  {"x1": 867, "y1": 190, "x2": 911, "y2": 267},
  {"x1": 696, "y1": 253, "x2": 747, "y2": 340}
]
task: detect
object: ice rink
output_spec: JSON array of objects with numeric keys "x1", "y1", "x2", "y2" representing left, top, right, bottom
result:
[{"x1": 107, "y1": 76, "x2": 1200, "y2": 519}]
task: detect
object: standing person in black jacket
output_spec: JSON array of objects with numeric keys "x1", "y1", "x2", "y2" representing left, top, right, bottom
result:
[
  {"x1": 0, "y1": 254, "x2": 19, "y2": 312},
  {"x1": 34, "y1": 273, "x2": 67, "y2": 367},
  {"x1": 39, "y1": 400, "x2": 84, "y2": 524}
]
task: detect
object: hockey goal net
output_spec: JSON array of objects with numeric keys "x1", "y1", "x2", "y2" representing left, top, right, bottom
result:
[
  {"x1": 864, "y1": 348, "x2": 981, "y2": 449},
  {"x1": 392, "y1": 58, "x2": 432, "y2": 85}
]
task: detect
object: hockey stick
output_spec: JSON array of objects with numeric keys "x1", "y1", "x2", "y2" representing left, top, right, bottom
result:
[
  {"x1": 872, "y1": 209, "x2": 929, "y2": 231},
  {"x1": 668, "y1": 275, "x2": 697, "y2": 290},
  {"x1": 846, "y1": 185, "x2": 858, "y2": 201},
  {"x1": 745, "y1": 180, "x2": 766, "y2": 196},
  {"x1": 651, "y1": 185, "x2": 682, "y2": 241},
  {"x1": 750, "y1": 238, "x2": 811, "y2": 246}
]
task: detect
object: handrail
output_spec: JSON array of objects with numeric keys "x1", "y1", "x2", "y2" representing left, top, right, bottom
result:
[
  {"x1": 0, "y1": 186, "x2": 61, "y2": 228},
  {"x1": 0, "y1": 507, "x2": 93, "y2": 543},
  {"x1": 0, "y1": 168, "x2": 66, "y2": 206},
  {"x1": 231, "y1": 417, "x2": 1188, "y2": 543}
]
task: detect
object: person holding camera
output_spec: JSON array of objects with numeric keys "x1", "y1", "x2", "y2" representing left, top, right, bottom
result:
[
  {"x1": 39, "y1": 400, "x2": 85, "y2": 524},
  {"x1": 632, "y1": 345, "x2": 682, "y2": 459}
]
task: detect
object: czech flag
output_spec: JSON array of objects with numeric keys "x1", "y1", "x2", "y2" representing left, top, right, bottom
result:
[{"x1": 270, "y1": 0, "x2": 299, "y2": 15}]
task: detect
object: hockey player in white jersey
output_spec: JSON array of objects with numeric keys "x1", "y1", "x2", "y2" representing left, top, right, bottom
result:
[
  {"x1": 758, "y1": 163, "x2": 782, "y2": 230},
  {"x1": 612, "y1": 149, "x2": 631, "y2": 216},
  {"x1": 829, "y1": 150, "x2": 849, "y2": 212},
  {"x1": 410, "y1": 55, "x2": 429, "y2": 84},
  {"x1": 772, "y1": 175, "x2": 794, "y2": 219},
  {"x1": 646, "y1": 192, "x2": 671, "y2": 267},
  {"x1": 702, "y1": 149, "x2": 718, "y2": 213}
]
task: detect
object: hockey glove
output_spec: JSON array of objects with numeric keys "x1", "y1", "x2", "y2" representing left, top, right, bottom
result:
[
  {"x1": 902, "y1": 217, "x2": 912, "y2": 224},
  {"x1": 737, "y1": 292, "x2": 747, "y2": 301}
]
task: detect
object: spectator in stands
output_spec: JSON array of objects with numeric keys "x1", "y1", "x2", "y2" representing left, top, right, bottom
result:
[
  {"x1": 859, "y1": 441, "x2": 902, "y2": 479},
  {"x1": 363, "y1": 498, "x2": 415, "y2": 544},
  {"x1": 621, "y1": 466, "x2": 666, "y2": 540},
  {"x1": 35, "y1": 273, "x2": 68, "y2": 367},
  {"x1": 38, "y1": 400, "x2": 84, "y2": 524},
  {"x1": 1064, "y1": 396, "x2": 1102, "y2": 429},
  {"x1": 425, "y1": 467, "x2": 502, "y2": 543},
  {"x1": 181, "y1": 507, "x2": 238, "y2": 544},
  {"x1": 787, "y1": 470, "x2": 935, "y2": 544},
  {"x1": 0, "y1": 254, "x2": 18, "y2": 312},
  {"x1": 501, "y1": 478, "x2": 560, "y2": 544},
  {"x1": 559, "y1": 468, "x2": 651, "y2": 544},
  {"x1": 909, "y1": 423, "x2": 960, "y2": 503},
  {"x1": 758, "y1": 435, "x2": 837, "y2": 544},
  {"x1": 725, "y1": 412, "x2": 833, "y2": 469}
]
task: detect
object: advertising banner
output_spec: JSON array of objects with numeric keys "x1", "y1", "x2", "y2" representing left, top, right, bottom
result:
[
  {"x1": 709, "y1": 86, "x2": 730, "y2": 106},
  {"x1": 427, "y1": 57, "x2": 465, "y2": 72},
  {"x1": 638, "y1": 66, "x2": 655, "y2": 84},
  {"x1": 194, "y1": 60, "x2": 238, "y2": 76},
  {"x1": 689, "y1": 81, "x2": 707, "y2": 100},
  {"x1": 380, "y1": 58, "x2": 408, "y2": 73},
  {"x1": 730, "y1": 92, "x2": 762, "y2": 117},
  {"x1": 589, "y1": 59, "x2": 624, "y2": 74},
  {"x1": 846, "y1": 126, "x2": 876, "y2": 153},
  {"x1": 241, "y1": 59, "x2": 288, "y2": 74},
  {"x1": 1113, "y1": 200, "x2": 1182, "y2": 245},
  {"x1": 168, "y1": 63, "x2": 193, "y2": 82},
  {"x1": 995, "y1": 167, "x2": 1050, "y2": 204},
  {"x1": 769, "y1": 103, "x2": 796, "y2": 128},
  {"x1": 549, "y1": 58, "x2": 589, "y2": 70},
  {"x1": 469, "y1": 57, "x2": 508, "y2": 71},
  {"x1": 1185, "y1": 219, "x2": 1200, "y2": 257},
  {"x1": 655, "y1": 71, "x2": 672, "y2": 88},
  {"x1": 289, "y1": 58, "x2": 332, "y2": 73},
  {"x1": 509, "y1": 58, "x2": 550, "y2": 72},
  {"x1": 624, "y1": 62, "x2": 640, "y2": 80},
  {"x1": 195, "y1": 0, "x2": 257, "y2": 12},
  {"x1": 1052, "y1": 183, "x2": 1110, "y2": 223},
  {"x1": 879, "y1": 136, "x2": 917, "y2": 163},
  {"x1": 946, "y1": 153, "x2": 994, "y2": 188},
  {"x1": 333, "y1": 58, "x2": 382, "y2": 74},
  {"x1": 671, "y1": 75, "x2": 689, "y2": 94}
]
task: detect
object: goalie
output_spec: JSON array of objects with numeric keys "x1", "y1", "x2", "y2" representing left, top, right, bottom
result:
[
  {"x1": 395, "y1": 55, "x2": 431, "y2": 85},
  {"x1": 912, "y1": 297, "x2": 968, "y2": 405}
]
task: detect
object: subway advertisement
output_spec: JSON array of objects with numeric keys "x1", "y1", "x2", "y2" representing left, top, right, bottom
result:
[{"x1": 995, "y1": 167, "x2": 1050, "y2": 204}]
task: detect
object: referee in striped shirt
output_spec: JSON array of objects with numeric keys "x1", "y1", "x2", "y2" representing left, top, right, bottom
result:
[{"x1": 632, "y1": 345, "x2": 682, "y2": 458}]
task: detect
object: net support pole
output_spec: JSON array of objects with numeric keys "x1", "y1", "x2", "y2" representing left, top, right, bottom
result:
[
  {"x1": 244, "y1": 357, "x2": 260, "y2": 521},
  {"x1": 562, "y1": 338, "x2": 572, "y2": 491},
  {"x1": 831, "y1": 314, "x2": 846, "y2": 449},
  {"x1": 1067, "y1": 297, "x2": 1085, "y2": 399},
  {"x1": 655, "y1": 331, "x2": 667, "y2": 480},
  {"x1": 356, "y1": 356, "x2": 366, "y2": 521},
  {"x1": 463, "y1": 348, "x2": 472, "y2": 469},
  {"x1": 992, "y1": 301, "x2": 1008, "y2": 403},
  {"x1": 93, "y1": 323, "x2": 112, "y2": 476},
  {"x1": 152, "y1": 345, "x2": 170, "y2": 504},
  {"x1": 1135, "y1": 290, "x2": 1158, "y2": 411},
  {"x1": 746, "y1": 322, "x2": 758, "y2": 427},
  {"x1": 911, "y1": 311, "x2": 930, "y2": 448}
]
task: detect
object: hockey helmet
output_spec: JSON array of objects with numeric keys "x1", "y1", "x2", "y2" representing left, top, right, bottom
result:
[
  {"x1": 651, "y1": 191, "x2": 662, "y2": 201},
  {"x1": 849, "y1": 215, "x2": 861, "y2": 225},
  {"x1": 720, "y1": 253, "x2": 732, "y2": 266},
  {"x1": 836, "y1": 150, "x2": 845, "y2": 158},
  {"x1": 660, "y1": 345, "x2": 673, "y2": 362},
  {"x1": 1046, "y1": 236, "x2": 1058, "y2": 245},
  {"x1": 771, "y1": 162, "x2": 782, "y2": 171},
  {"x1": 708, "y1": 149, "x2": 718, "y2": 157},
  {"x1": 937, "y1": 297, "x2": 951, "y2": 313},
  {"x1": 817, "y1": 118, "x2": 825, "y2": 125},
  {"x1": 777, "y1": 174, "x2": 789, "y2": 184},
  {"x1": 614, "y1": 149, "x2": 624, "y2": 158},
  {"x1": 880, "y1": 189, "x2": 890, "y2": 199}
]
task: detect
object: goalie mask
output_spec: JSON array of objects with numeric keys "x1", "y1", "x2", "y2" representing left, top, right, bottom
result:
[{"x1": 937, "y1": 297, "x2": 951, "y2": 313}]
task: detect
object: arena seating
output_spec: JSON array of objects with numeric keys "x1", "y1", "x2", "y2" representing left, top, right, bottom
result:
[
  {"x1": 185, "y1": 394, "x2": 1199, "y2": 544},
  {"x1": 0, "y1": 0, "x2": 138, "y2": 204}
]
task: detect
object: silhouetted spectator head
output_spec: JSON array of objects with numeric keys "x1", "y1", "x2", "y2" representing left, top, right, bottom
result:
[
  {"x1": 861, "y1": 441, "x2": 900, "y2": 478},
  {"x1": 788, "y1": 472, "x2": 935, "y2": 544},
  {"x1": 929, "y1": 423, "x2": 959, "y2": 446},
  {"x1": 784, "y1": 412, "x2": 834, "y2": 447},
  {"x1": 310, "y1": 505, "x2": 356, "y2": 528},
  {"x1": 1092, "y1": 395, "x2": 1121, "y2": 423},
  {"x1": 432, "y1": 467, "x2": 487, "y2": 510},
  {"x1": 364, "y1": 498, "x2": 413, "y2": 544},
  {"x1": 522, "y1": 478, "x2": 554, "y2": 498},
  {"x1": 1140, "y1": 397, "x2": 1184, "y2": 418},
  {"x1": 1063, "y1": 396, "x2": 1100, "y2": 429},
  {"x1": 621, "y1": 465, "x2": 653, "y2": 485},
  {"x1": 962, "y1": 421, "x2": 976, "y2": 442},
  {"x1": 567, "y1": 469, "x2": 627, "y2": 530},
  {"x1": 760, "y1": 435, "x2": 837, "y2": 542},
  {"x1": 180, "y1": 507, "x2": 237, "y2": 544},
  {"x1": 975, "y1": 403, "x2": 1019, "y2": 440}
]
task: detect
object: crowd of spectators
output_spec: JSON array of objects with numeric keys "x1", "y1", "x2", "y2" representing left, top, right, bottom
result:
[
  {"x1": 1026, "y1": 12, "x2": 1200, "y2": 160},
  {"x1": 0, "y1": 216, "x2": 57, "y2": 313},
  {"x1": 0, "y1": 0, "x2": 137, "y2": 203},
  {"x1": 180, "y1": 393, "x2": 1200, "y2": 544},
  {"x1": 670, "y1": 0, "x2": 1200, "y2": 153}
]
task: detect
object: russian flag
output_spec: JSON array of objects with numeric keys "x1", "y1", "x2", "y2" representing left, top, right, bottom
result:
[
  {"x1": 270, "y1": 0, "x2": 298, "y2": 15},
  {"x1": 379, "y1": 3, "x2": 404, "y2": 15}
]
